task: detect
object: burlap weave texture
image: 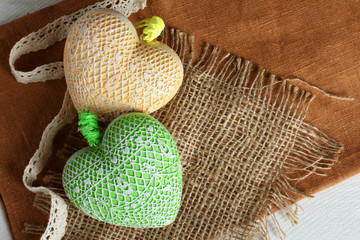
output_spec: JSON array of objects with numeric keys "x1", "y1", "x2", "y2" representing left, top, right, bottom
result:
[{"x1": 25, "y1": 28, "x2": 342, "y2": 239}]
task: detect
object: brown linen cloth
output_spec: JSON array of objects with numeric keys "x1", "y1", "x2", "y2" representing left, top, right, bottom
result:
[{"x1": 0, "y1": 0, "x2": 359, "y2": 239}]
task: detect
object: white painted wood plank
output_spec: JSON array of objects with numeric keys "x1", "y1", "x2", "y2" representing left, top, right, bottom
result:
[{"x1": 0, "y1": 0, "x2": 62, "y2": 25}]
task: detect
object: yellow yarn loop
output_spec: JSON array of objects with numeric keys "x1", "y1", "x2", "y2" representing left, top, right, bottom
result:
[{"x1": 134, "y1": 16, "x2": 165, "y2": 42}]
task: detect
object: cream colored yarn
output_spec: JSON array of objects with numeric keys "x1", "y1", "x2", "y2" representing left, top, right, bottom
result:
[{"x1": 64, "y1": 9, "x2": 183, "y2": 120}]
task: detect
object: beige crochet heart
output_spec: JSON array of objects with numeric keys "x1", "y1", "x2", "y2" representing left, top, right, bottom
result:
[{"x1": 64, "y1": 9, "x2": 183, "y2": 120}]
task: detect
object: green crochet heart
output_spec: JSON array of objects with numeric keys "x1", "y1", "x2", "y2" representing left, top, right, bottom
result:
[{"x1": 62, "y1": 113, "x2": 182, "y2": 228}]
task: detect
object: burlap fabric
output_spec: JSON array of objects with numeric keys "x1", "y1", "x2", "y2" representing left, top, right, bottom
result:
[
  {"x1": 18, "y1": 20, "x2": 342, "y2": 238},
  {"x1": 2, "y1": 0, "x2": 360, "y2": 239}
]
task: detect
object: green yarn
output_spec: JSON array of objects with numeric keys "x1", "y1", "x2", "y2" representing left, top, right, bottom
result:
[
  {"x1": 78, "y1": 109, "x2": 101, "y2": 146},
  {"x1": 134, "y1": 16, "x2": 165, "y2": 42}
]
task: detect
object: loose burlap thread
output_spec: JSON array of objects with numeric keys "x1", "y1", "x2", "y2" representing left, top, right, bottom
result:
[{"x1": 13, "y1": 1, "x2": 343, "y2": 239}]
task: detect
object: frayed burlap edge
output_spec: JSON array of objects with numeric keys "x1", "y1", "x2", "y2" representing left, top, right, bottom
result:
[{"x1": 21, "y1": 27, "x2": 343, "y2": 240}]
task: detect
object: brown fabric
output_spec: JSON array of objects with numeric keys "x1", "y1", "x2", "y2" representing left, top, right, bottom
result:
[{"x1": 0, "y1": 0, "x2": 359, "y2": 239}]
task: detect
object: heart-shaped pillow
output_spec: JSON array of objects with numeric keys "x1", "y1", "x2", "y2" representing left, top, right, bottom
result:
[
  {"x1": 62, "y1": 113, "x2": 182, "y2": 228},
  {"x1": 64, "y1": 9, "x2": 183, "y2": 121}
]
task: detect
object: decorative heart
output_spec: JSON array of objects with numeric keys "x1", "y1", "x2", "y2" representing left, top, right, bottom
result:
[
  {"x1": 64, "y1": 9, "x2": 183, "y2": 121},
  {"x1": 62, "y1": 113, "x2": 182, "y2": 228}
]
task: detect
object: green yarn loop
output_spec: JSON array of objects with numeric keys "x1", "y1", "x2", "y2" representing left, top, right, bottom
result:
[{"x1": 78, "y1": 109, "x2": 101, "y2": 146}]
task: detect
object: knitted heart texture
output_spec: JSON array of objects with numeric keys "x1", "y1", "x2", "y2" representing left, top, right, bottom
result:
[
  {"x1": 62, "y1": 113, "x2": 183, "y2": 228},
  {"x1": 64, "y1": 9, "x2": 183, "y2": 121}
]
